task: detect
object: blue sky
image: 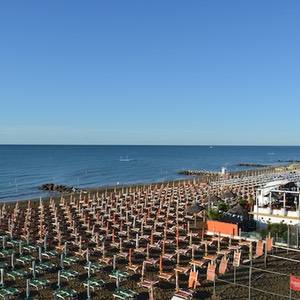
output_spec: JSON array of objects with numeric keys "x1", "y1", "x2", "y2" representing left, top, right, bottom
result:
[{"x1": 0, "y1": 1, "x2": 299, "y2": 145}]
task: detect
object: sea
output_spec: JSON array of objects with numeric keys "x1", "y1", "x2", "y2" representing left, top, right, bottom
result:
[{"x1": 0, "y1": 145, "x2": 299, "y2": 202}]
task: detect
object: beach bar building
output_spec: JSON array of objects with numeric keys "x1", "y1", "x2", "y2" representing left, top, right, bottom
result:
[{"x1": 251, "y1": 179, "x2": 300, "y2": 228}]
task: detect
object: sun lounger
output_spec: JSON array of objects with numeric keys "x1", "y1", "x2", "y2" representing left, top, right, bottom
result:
[
  {"x1": 113, "y1": 289, "x2": 138, "y2": 299},
  {"x1": 42, "y1": 250, "x2": 57, "y2": 259},
  {"x1": 7, "y1": 239, "x2": 21, "y2": 246},
  {"x1": 109, "y1": 271, "x2": 130, "y2": 281},
  {"x1": 173, "y1": 288, "x2": 194, "y2": 299},
  {"x1": 63, "y1": 256, "x2": 79, "y2": 265},
  {"x1": 22, "y1": 245, "x2": 37, "y2": 253},
  {"x1": 16, "y1": 255, "x2": 34, "y2": 265},
  {"x1": 126, "y1": 264, "x2": 141, "y2": 273},
  {"x1": 0, "y1": 249, "x2": 14, "y2": 257},
  {"x1": 99, "y1": 257, "x2": 113, "y2": 265},
  {"x1": 74, "y1": 249, "x2": 87, "y2": 257},
  {"x1": 60, "y1": 269, "x2": 79, "y2": 280},
  {"x1": 54, "y1": 288, "x2": 78, "y2": 300},
  {"x1": 83, "y1": 278, "x2": 105, "y2": 291},
  {"x1": 174, "y1": 266, "x2": 191, "y2": 275},
  {"x1": 117, "y1": 252, "x2": 129, "y2": 259},
  {"x1": 189, "y1": 259, "x2": 206, "y2": 268},
  {"x1": 84, "y1": 262, "x2": 102, "y2": 273},
  {"x1": 30, "y1": 262, "x2": 55, "y2": 274},
  {"x1": 138, "y1": 279, "x2": 159, "y2": 289},
  {"x1": 162, "y1": 253, "x2": 176, "y2": 261},
  {"x1": 30, "y1": 278, "x2": 51, "y2": 290},
  {"x1": 158, "y1": 272, "x2": 174, "y2": 281},
  {"x1": 7, "y1": 269, "x2": 27, "y2": 280},
  {"x1": 0, "y1": 287, "x2": 20, "y2": 299}
]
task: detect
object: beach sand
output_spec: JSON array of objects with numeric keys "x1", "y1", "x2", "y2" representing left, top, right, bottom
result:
[{"x1": 0, "y1": 166, "x2": 299, "y2": 299}]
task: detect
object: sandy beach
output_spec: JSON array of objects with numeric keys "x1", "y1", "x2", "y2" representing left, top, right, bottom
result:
[{"x1": 0, "y1": 166, "x2": 299, "y2": 299}]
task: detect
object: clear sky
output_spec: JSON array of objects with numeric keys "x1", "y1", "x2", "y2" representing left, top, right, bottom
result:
[{"x1": 0, "y1": 1, "x2": 299, "y2": 146}]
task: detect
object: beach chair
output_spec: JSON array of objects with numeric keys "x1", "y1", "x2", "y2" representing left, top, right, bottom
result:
[
  {"x1": 126, "y1": 264, "x2": 141, "y2": 273},
  {"x1": 218, "y1": 257, "x2": 228, "y2": 275},
  {"x1": 109, "y1": 270, "x2": 130, "y2": 281},
  {"x1": 138, "y1": 279, "x2": 159, "y2": 289},
  {"x1": 173, "y1": 288, "x2": 195, "y2": 300},
  {"x1": 63, "y1": 256, "x2": 79, "y2": 265},
  {"x1": 232, "y1": 251, "x2": 241, "y2": 267},
  {"x1": 0, "y1": 249, "x2": 14, "y2": 258},
  {"x1": 16, "y1": 255, "x2": 34, "y2": 265},
  {"x1": 253, "y1": 240, "x2": 264, "y2": 258},
  {"x1": 22, "y1": 244, "x2": 36, "y2": 253},
  {"x1": 83, "y1": 278, "x2": 105, "y2": 291},
  {"x1": 60, "y1": 269, "x2": 79, "y2": 281},
  {"x1": 189, "y1": 270, "x2": 201, "y2": 288},
  {"x1": 7, "y1": 239, "x2": 21, "y2": 247},
  {"x1": 84, "y1": 262, "x2": 103, "y2": 273},
  {"x1": 54, "y1": 288, "x2": 78, "y2": 300},
  {"x1": 174, "y1": 266, "x2": 191, "y2": 275},
  {"x1": 41, "y1": 250, "x2": 57, "y2": 259},
  {"x1": 74, "y1": 249, "x2": 87, "y2": 257},
  {"x1": 158, "y1": 272, "x2": 174, "y2": 281},
  {"x1": 7, "y1": 269, "x2": 27, "y2": 280},
  {"x1": 113, "y1": 289, "x2": 138, "y2": 299},
  {"x1": 0, "y1": 262, "x2": 7, "y2": 269},
  {"x1": 0, "y1": 287, "x2": 20, "y2": 298},
  {"x1": 206, "y1": 264, "x2": 216, "y2": 282},
  {"x1": 30, "y1": 278, "x2": 51, "y2": 290}
]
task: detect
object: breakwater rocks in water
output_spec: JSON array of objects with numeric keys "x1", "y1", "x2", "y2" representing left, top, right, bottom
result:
[
  {"x1": 179, "y1": 170, "x2": 219, "y2": 176},
  {"x1": 234, "y1": 163, "x2": 270, "y2": 167},
  {"x1": 38, "y1": 183, "x2": 79, "y2": 193}
]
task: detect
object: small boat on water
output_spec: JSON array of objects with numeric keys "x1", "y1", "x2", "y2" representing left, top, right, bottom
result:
[{"x1": 119, "y1": 156, "x2": 134, "y2": 162}]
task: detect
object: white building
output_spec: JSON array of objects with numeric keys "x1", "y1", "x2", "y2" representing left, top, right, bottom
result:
[{"x1": 252, "y1": 179, "x2": 300, "y2": 228}]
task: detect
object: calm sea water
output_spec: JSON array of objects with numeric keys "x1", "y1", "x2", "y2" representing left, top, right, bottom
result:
[{"x1": 0, "y1": 145, "x2": 299, "y2": 202}]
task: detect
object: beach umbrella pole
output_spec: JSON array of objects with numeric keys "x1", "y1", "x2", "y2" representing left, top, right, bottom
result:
[
  {"x1": 213, "y1": 276, "x2": 216, "y2": 297},
  {"x1": 44, "y1": 235, "x2": 47, "y2": 251},
  {"x1": 57, "y1": 270, "x2": 61, "y2": 288},
  {"x1": 248, "y1": 258, "x2": 252, "y2": 300},
  {"x1": 26, "y1": 278, "x2": 30, "y2": 299},
  {"x1": 234, "y1": 266, "x2": 236, "y2": 284},
  {"x1": 11, "y1": 253, "x2": 15, "y2": 270},
  {"x1": 32, "y1": 260, "x2": 36, "y2": 278},
  {"x1": 87, "y1": 279, "x2": 91, "y2": 299},
  {"x1": 88, "y1": 261, "x2": 91, "y2": 279},
  {"x1": 38, "y1": 246, "x2": 42, "y2": 263},
  {"x1": 0, "y1": 268, "x2": 3, "y2": 287},
  {"x1": 60, "y1": 253, "x2": 64, "y2": 269}
]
